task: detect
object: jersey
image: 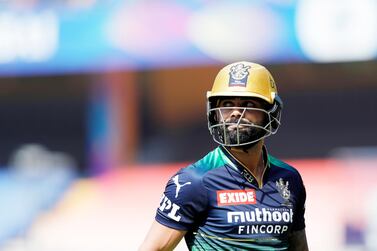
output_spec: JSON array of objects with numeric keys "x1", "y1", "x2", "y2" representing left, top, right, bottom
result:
[{"x1": 155, "y1": 146, "x2": 306, "y2": 251}]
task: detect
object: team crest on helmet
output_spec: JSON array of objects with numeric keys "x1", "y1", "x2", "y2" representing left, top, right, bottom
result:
[
  {"x1": 276, "y1": 178, "x2": 292, "y2": 207},
  {"x1": 228, "y1": 63, "x2": 251, "y2": 87}
]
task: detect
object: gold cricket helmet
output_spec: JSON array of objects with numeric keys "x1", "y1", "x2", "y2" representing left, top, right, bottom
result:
[{"x1": 207, "y1": 61, "x2": 278, "y2": 104}]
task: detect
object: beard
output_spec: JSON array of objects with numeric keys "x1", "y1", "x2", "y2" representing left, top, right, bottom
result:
[{"x1": 222, "y1": 118, "x2": 266, "y2": 145}]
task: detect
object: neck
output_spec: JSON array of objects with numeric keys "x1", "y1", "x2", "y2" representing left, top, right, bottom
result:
[{"x1": 227, "y1": 141, "x2": 265, "y2": 182}]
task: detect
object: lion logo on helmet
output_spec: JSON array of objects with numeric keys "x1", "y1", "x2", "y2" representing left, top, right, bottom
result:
[{"x1": 229, "y1": 63, "x2": 251, "y2": 87}]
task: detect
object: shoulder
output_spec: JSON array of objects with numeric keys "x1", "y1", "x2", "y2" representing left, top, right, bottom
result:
[
  {"x1": 182, "y1": 147, "x2": 228, "y2": 178},
  {"x1": 268, "y1": 155, "x2": 301, "y2": 175},
  {"x1": 165, "y1": 147, "x2": 228, "y2": 194},
  {"x1": 268, "y1": 154, "x2": 305, "y2": 186}
]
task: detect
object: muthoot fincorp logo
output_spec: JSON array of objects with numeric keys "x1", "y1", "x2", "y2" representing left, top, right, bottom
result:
[{"x1": 227, "y1": 208, "x2": 294, "y2": 235}]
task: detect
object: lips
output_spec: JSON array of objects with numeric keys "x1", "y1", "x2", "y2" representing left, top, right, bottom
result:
[{"x1": 227, "y1": 124, "x2": 247, "y2": 131}]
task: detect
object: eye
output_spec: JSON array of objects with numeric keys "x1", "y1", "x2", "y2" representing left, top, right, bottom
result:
[
  {"x1": 220, "y1": 101, "x2": 234, "y2": 107},
  {"x1": 243, "y1": 101, "x2": 256, "y2": 108}
]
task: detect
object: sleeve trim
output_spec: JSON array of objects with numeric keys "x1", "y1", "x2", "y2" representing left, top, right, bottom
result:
[{"x1": 155, "y1": 212, "x2": 191, "y2": 231}]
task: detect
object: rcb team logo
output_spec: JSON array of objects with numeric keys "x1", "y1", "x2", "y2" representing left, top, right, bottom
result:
[
  {"x1": 276, "y1": 178, "x2": 292, "y2": 207},
  {"x1": 229, "y1": 63, "x2": 251, "y2": 87}
]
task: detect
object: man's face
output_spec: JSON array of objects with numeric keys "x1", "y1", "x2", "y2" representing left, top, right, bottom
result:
[{"x1": 216, "y1": 97, "x2": 267, "y2": 145}]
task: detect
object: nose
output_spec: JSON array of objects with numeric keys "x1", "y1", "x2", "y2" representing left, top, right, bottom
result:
[{"x1": 229, "y1": 108, "x2": 243, "y2": 118}]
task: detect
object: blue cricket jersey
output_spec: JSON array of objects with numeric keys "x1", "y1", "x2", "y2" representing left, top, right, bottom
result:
[{"x1": 155, "y1": 146, "x2": 306, "y2": 251}]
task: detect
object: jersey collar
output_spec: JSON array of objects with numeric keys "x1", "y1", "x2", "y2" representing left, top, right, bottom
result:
[{"x1": 219, "y1": 145, "x2": 270, "y2": 188}]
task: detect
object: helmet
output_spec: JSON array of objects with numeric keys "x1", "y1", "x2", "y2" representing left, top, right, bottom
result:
[{"x1": 207, "y1": 61, "x2": 283, "y2": 147}]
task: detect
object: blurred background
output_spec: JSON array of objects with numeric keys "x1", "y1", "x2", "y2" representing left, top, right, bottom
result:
[{"x1": 0, "y1": 0, "x2": 377, "y2": 250}]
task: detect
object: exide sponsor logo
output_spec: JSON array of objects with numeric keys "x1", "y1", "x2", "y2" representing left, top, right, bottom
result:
[{"x1": 217, "y1": 189, "x2": 256, "y2": 206}]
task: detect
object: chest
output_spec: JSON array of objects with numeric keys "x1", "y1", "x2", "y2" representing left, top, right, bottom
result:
[{"x1": 201, "y1": 175, "x2": 298, "y2": 238}]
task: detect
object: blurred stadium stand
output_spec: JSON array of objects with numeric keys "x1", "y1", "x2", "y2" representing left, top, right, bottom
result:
[
  {"x1": 0, "y1": 144, "x2": 75, "y2": 249},
  {"x1": 0, "y1": 76, "x2": 89, "y2": 172}
]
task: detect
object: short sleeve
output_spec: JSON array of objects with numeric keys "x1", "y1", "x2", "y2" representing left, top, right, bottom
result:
[
  {"x1": 155, "y1": 166, "x2": 208, "y2": 231},
  {"x1": 292, "y1": 173, "x2": 306, "y2": 231}
]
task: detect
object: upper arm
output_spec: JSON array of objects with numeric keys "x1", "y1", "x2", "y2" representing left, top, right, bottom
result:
[
  {"x1": 155, "y1": 168, "x2": 208, "y2": 230},
  {"x1": 140, "y1": 167, "x2": 207, "y2": 251},
  {"x1": 288, "y1": 229, "x2": 309, "y2": 251},
  {"x1": 138, "y1": 220, "x2": 187, "y2": 251},
  {"x1": 292, "y1": 171, "x2": 306, "y2": 231}
]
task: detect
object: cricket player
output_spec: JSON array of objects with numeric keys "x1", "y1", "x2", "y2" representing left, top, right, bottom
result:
[{"x1": 139, "y1": 61, "x2": 308, "y2": 250}]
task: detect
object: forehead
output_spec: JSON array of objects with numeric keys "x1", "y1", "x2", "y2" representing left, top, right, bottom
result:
[{"x1": 216, "y1": 97, "x2": 270, "y2": 109}]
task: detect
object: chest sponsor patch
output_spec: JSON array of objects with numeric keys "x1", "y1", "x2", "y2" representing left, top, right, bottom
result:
[{"x1": 217, "y1": 189, "x2": 256, "y2": 206}]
